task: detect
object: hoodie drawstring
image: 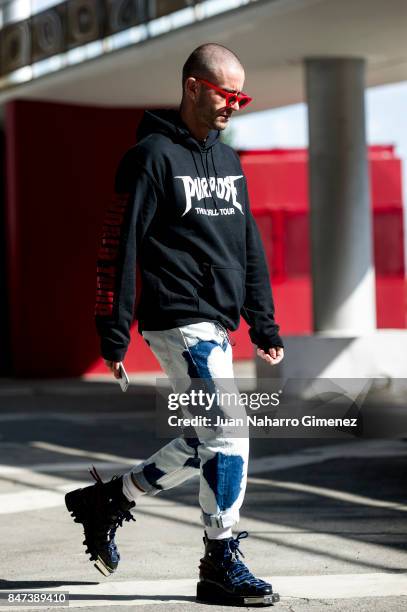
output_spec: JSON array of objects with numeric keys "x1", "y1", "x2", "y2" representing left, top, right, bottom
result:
[
  {"x1": 211, "y1": 147, "x2": 218, "y2": 181},
  {"x1": 190, "y1": 150, "x2": 208, "y2": 212},
  {"x1": 200, "y1": 145, "x2": 219, "y2": 211},
  {"x1": 202, "y1": 148, "x2": 217, "y2": 211}
]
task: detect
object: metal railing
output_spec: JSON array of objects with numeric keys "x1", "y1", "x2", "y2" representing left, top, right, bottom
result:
[
  {"x1": 0, "y1": 0, "x2": 255, "y2": 89},
  {"x1": 0, "y1": 0, "x2": 199, "y2": 81}
]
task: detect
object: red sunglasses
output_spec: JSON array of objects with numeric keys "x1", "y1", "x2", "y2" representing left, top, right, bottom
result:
[{"x1": 196, "y1": 78, "x2": 253, "y2": 109}]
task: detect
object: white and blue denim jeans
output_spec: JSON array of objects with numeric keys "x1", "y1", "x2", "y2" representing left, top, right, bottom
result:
[{"x1": 129, "y1": 321, "x2": 249, "y2": 528}]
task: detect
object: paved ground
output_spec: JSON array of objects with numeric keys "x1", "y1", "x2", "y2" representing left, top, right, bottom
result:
[{"x1": 0, "y1": 377, "x2": 406, "y2": 611}]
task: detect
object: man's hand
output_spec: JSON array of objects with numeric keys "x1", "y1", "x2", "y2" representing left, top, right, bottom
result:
[
  {"x1": 256, "y1": 346, "x2": 284, "y2": 366},
  {"x1": 104, "y1": 360, "x2": 122, "y2": 379}
]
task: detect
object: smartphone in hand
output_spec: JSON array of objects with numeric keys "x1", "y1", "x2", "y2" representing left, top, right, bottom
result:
[{"x1": 118, "y1": 362, "x2": 129, "y2": 392}]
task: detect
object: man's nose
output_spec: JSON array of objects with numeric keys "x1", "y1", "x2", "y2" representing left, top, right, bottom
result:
[{"x1": 230, "y1": 98, "x2": 240, "y2": 111}]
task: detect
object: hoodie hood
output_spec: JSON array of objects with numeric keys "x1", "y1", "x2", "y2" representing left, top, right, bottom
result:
[{"x1": 136, "y1": 109, "x2": 220, "y2": 152}]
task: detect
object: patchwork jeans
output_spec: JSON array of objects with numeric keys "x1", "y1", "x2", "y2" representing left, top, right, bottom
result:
[{"x1": 129, "y1": 321, "x2": 249, "y2": 528}]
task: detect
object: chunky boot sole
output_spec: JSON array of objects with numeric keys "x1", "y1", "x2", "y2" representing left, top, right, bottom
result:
[
  {"x1": 196, "y1": 580, "x2": 280, "y2": 607},
  {"x1": 94, "y1": 556, "x2": 115, "y2": 578},
  {"x1": 65, "y1": 489, "x2": 117, "y2": 578}
]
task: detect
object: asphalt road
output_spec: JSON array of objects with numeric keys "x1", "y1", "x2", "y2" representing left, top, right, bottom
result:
[{"x1": 0, "y1": 378, "x2": 406, "y2": 612}]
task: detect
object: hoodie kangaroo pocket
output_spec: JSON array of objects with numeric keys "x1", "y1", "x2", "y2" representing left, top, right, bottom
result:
[
  {"x1": 158, "y1": 283, "x2": 198, "y2": 309},
  {"x1": 201, "y1": 265, "x2": 245, "y2": 319},
  {"x1": 141, "y1": 271, "x2": 198, "y2": 312}
]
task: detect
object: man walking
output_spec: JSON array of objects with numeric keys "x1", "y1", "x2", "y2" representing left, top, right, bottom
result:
[{"x1": 66, "y1": 43, "x2": 284, "y2": 607}]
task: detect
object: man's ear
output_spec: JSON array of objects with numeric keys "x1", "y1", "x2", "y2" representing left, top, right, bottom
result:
[{"x1": 184, "y1": 76, "x2": 199, "y2": 101}]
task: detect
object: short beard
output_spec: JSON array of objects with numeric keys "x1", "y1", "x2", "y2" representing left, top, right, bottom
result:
[{"x1": 195, "y1": 94, "x2": 217, "y2": 131}]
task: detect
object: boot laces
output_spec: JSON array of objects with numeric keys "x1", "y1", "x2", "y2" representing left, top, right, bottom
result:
[
  {"x1": 89, "y1": 465, "x2": 104, "y2": 484},
  {"x1": 228, "y1": 530, "x2": 247, "y2": 559},
  {"x1": 226, "y1": 531, "x2": 268, "y2": 588},
  {"x1": 89, "y1": 466, "x2": 135, "y2": 542}
]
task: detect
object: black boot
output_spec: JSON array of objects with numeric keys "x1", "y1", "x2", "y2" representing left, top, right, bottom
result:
[
  {"x1": 196, "y1": 531, "x2": 279, "y2": 607},
  {"x1": 65, "y1": 467, "x2": 135, "y2": 577}
]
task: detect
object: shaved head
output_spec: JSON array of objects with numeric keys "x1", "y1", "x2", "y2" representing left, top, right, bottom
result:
[{"x1": 182, "y1": 43, "x2": 244, "y2": 89}]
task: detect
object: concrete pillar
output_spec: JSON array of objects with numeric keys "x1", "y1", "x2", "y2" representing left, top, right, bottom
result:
[{"x1": 305, "y1": 58, "x2": 376, "y2": 334}]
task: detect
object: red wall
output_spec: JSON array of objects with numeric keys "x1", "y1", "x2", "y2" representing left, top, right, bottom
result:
[
  {"x1": 4, "y1": 102, "x2": 406, "y2": 377},
  {"x1": 5, "y1": 100, "x2": 159, "y2": 376},
  {"x1": 242, "y1": 147, "x2": 406, "y2": 333}
]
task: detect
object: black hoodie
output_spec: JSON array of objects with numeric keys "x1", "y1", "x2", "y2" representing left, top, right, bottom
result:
[{"x1": 95, "y1": 109, "x2": 283, "y2": 361}]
